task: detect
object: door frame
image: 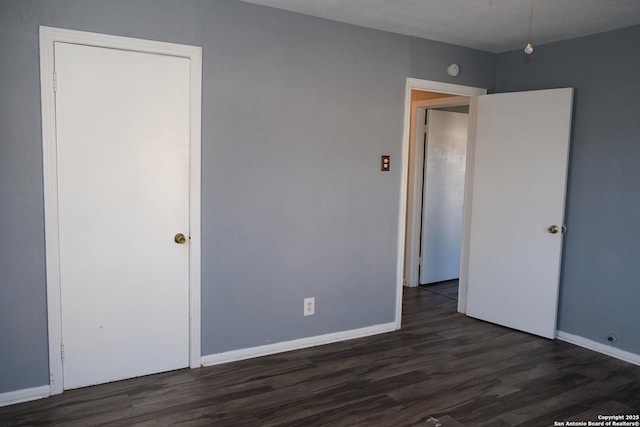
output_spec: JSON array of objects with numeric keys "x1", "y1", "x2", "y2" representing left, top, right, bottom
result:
[
  {"x1": 39, "y1": 26, "x2": 202, "y2": 395},
  {"x1": 395, "y1": 78, "x2": 486, "y2": 327}
]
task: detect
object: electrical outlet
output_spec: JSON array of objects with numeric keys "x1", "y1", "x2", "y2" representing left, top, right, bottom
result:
[{"x1": 304, "y1": 297, "x2": 315, "y2": 316}]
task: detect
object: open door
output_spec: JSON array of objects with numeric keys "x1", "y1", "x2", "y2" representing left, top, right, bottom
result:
[{"x1": 465, "y1": 88, "x2": 573, "y2": 339}]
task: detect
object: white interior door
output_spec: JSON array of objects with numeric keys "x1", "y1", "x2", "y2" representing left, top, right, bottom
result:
[
  {"x1": 420, "y1": 110, "x2": 468, "y2": 284},
  {"x1": 55, "y1": 42, "x2": 191, "y2": 389},
  {"x1": 465, "y1": 88, "x2": 573, "y2": 339}
]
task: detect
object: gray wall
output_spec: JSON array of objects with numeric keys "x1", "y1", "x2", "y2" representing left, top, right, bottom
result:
[
  {"x1": 0, "y1": 0, "x2": 496, "y2": 393},
  {"x1": 496, "y1": 25, "x2": 640, "y2": 355}
]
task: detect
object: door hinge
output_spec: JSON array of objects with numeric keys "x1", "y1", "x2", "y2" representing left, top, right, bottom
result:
[
  {"x1": 60, "y1": 343, "x2": 65, "y2": 363},
  {"x1": 53, "y1": 71, "x2": 57, "y2": 92}
]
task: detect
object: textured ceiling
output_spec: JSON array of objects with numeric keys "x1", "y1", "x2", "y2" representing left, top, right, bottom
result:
[{"x1": 240, "y1": 0, "x2": 640, "y2": 53}]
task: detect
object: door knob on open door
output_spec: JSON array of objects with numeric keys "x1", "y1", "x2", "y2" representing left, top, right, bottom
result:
[
  {"x1": 174, "y1": 233, "x2": 187, "y2": 244},
  {"x1": 547, "y1": 225, "x2": 559, "y2": 234}
]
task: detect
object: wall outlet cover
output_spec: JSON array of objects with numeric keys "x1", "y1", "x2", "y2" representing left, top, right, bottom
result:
[{"x1": 304, "y1": 297, "x2": 315, "y2": 316}]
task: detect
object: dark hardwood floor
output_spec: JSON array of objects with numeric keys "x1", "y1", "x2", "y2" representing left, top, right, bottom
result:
[
  {"x1": 2, "y1": 287, "x2": 639, "y2": 426},
  {"x1": 419, "y1": 279, "x2": 459, "y2": 300}
]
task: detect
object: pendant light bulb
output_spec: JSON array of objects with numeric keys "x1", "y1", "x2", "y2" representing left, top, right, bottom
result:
[{"x1": 524, "y1": 42, "x2": 534, "y2": 55}]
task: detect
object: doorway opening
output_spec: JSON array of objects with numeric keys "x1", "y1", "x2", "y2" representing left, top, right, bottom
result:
[
  {"x1": 404, "y1": 91, "x2": 470, "y2": 302},
  {"x1": 394, "y1": 78, "x2": 486, "y2": 328}
]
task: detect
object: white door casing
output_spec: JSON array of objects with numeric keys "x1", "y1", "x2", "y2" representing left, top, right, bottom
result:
[
  {"x1": 465, "y1": 88, "x2": 573, "y2": 339},
  {"x1": 40, "y1": 27, "x2": 202, "y2": 394},
  {"x1": 403, "y1": 106, "x2": 427, "y2": 288},
  {"x1": 420, "y1": 110, "x2": 468, "y2": 285}
]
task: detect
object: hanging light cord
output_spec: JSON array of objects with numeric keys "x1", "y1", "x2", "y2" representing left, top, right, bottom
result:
[
  {"x1": 527, "y1": 0, "x2": 534, "y2": 43},
  {"x1": 524, "y1": 0, "x2": 534, "y2": 54}
]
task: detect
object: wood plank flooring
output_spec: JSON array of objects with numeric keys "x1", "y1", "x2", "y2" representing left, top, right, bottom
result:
[
  {"x1": 419, "y1": 279, "x2": 459, "y2": 300},
  {"x1": 2, "y1": 287, "x2": 639, "y2": 426}
]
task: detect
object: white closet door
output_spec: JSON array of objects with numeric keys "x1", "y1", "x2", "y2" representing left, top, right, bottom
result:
[{"x1": 55, "y1": 42, "x2": 190, "y2": 389}]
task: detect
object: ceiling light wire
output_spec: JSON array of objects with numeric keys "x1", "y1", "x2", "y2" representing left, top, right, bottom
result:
[{"x1": 524, "y1": 0, "x2": 534, "y2": 54}]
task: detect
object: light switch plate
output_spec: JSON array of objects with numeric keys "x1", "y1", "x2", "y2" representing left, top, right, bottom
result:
[{"x1": 381, "y1": 155, "x2": 390, "y2": 171}]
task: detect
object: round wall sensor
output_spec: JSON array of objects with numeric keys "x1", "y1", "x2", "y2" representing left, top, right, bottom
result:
[{"x1": 447, "y1": 63, "x2": 460, "y2": 77}]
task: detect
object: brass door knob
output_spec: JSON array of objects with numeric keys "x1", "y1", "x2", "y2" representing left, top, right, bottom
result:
[
  {"x1": 547, "y1": 225, "x2": 559, "y2": 234},
  {"x1": 174, "y1": 233, "x2": 187, "y2": 244}
]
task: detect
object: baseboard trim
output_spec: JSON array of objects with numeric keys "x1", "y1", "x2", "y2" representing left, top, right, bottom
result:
[
  {"x1": 0, "y1": 385, "x2": 50, "y2": 408},
  {"x1": 201, "y1": 322, "x2": 397, "y2": 367},
  {"x1": 556, "y1": 330, "x2": 640, "y2": 366}
]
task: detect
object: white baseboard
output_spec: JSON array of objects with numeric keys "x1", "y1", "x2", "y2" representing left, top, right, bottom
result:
[
  {"x1": 201, "y1": 322, "x2": 397, "y2": 367},
  {"x1": 556, "y1": 330, "x2": 640, "y2": 366},
  {"x1": 0, "y1": 385, "x2": 50, "y2": 408},
  {"x1": 0, "y1": 324, "x2": 396, "y2": 406}
]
